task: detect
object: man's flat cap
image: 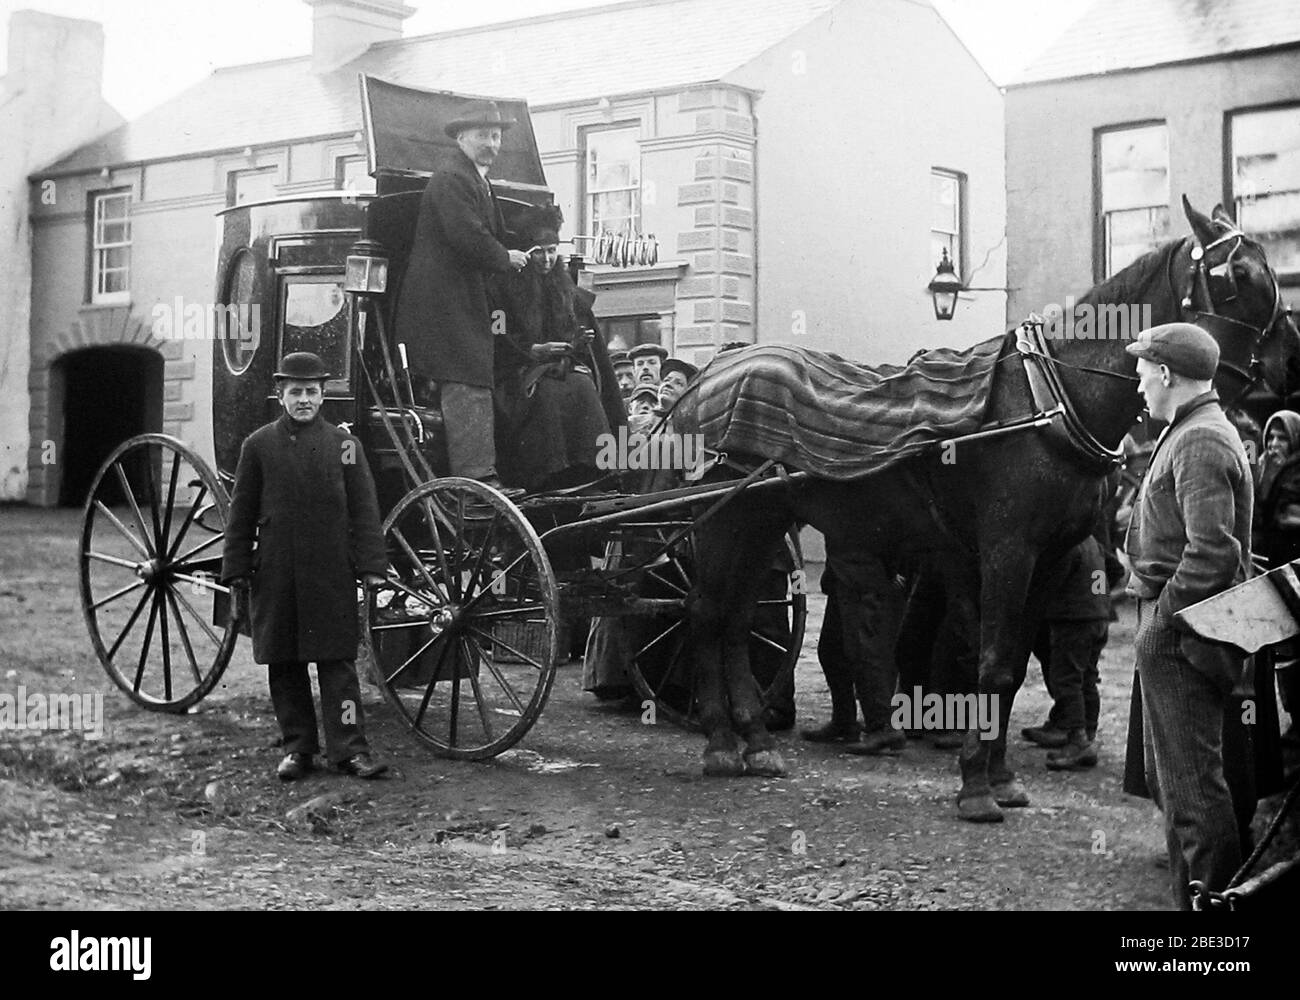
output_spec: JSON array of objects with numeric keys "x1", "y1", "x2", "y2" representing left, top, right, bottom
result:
[
  {"x1": 609, "y1": 350, "x2": 632, "y2": 368},
  {"x1": 660, "y1": 358, "x2": 698, "y2": 382},
  {"x1": 1125, "y1": 322, "x2": 1219, "y2": 381},
  {"x1": 628, "y1": 343, "x2": 668, "y2": 361},
  {"x1": 630, "y1": 385, "x2": 660, "y2": 405}
]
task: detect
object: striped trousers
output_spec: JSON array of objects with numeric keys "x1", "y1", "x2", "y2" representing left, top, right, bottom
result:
[{"x1": 1135, "y1": 600, "x2": 1241, "y2": 909}]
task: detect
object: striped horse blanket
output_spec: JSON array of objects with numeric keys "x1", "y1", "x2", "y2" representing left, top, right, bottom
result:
[{"x1": 681, "y1": 339, "x2": 1006, "y2": 480}]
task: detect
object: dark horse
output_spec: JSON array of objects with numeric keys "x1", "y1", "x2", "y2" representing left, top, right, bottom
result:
[{"x1": 678, "y1": 198, "x2": 1300, "y2": 822}]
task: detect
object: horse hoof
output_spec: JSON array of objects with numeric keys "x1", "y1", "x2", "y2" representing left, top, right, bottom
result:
[
  {"x1": 703, "y1": 749, "x2": 746, "y2": 777},
  {"x1": 956, "y1": 795, "x2": 1005, "y2": 823},
  {"x1": 991, "y1": 779, "x2": 1030, "y2": 808},
  {"x1": 743, "y1": 749, "x2": 787, "y2": 778}
]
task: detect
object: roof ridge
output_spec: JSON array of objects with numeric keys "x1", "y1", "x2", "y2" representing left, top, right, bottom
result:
[{"x1": 366, "y1": 0, "x2": 699, "y2": 50}]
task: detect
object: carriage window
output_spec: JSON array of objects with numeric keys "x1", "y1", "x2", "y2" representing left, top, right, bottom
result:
[
  {"x1": 1098, "y1": 123, "x2": 1171, "y2": 278},
  {"x1": 90, "y1": 190, "x2": 131, "y2": 305},
  {"x1": 220, "y1": 249, "x2": 259, "y2": 376},
  {"x1": 931, "y1": 169, "x2": 963, "y2": 277},
  {"x1": 335, "y1": 155, "x2": 375, "y2": 197},
  {"x1": 585, "y1": 126, "x2": 641, "y2": 237},
  {"x1": 227, "y1": 166, "x2": 278, "y2": 207},
  {"x1": 278, "y1": 276, "x2": 351, "y2": 390},
  {"x1": 1230, "y1": 106, "x2": 1300, "y2": 277}
]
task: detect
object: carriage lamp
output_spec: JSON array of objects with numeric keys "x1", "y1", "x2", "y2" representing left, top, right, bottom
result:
[
  {"x1": 345, "y1": 239, "x2": 389, "y2": 296},
  {"x1": 928, "y1": 248, "x2": 963, "y2": 321}
]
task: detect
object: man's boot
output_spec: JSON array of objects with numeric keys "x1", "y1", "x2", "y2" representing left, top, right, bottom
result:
[{"x1": 1045, "y1": 729, "x2": 1098, "y2": 770}]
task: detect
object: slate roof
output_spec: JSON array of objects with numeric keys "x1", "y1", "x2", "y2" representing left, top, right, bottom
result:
[
  {"x1": 42, "y1": 0, "x2": 844, "y2": 175},
  {"x1": 1014, "y1": 0, "x2": 1300, "y2": 85}
]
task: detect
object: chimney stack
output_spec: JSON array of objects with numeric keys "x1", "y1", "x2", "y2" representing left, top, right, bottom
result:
[{"x1": 304, "y1": 0, "x2": 415, "y2": 74}]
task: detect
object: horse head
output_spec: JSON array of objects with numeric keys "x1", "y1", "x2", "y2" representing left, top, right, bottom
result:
[{"x1": 1179, "y1": 196, "x2": 1300, "y2": 402}]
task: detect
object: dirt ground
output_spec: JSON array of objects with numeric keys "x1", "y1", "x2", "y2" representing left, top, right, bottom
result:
[{"x1": 1, "y1": 505, "x2": 1287, "y2": 911}]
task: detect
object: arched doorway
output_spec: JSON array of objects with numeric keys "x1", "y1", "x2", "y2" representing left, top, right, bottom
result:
[{"x1": 55, "y1": 346, "x2": 163, "y2": 506}]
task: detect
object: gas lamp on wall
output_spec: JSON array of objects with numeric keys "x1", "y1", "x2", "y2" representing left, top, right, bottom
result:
[{"x1": 928, "y1": 247, "x2": 963, "y2": 321}]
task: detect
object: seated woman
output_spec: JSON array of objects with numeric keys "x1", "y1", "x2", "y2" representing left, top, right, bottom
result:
[{"x1": 492, "y1": 205, "x2": 624, "y2": 492}]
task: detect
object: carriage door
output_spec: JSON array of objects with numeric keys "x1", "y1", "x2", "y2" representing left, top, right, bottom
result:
[{"x1": 268, "y1": 233, "x2": 357, "y2": 427}]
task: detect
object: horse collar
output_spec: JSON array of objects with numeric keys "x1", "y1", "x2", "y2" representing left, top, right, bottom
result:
[{"x1": 1015, "y1": 321, "x2": 1124, "y2": 473}]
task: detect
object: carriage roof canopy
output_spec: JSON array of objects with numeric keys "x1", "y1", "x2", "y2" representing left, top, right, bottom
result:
[{"x1": 360, "y1": 74, "x2": 546, "y2": 188}]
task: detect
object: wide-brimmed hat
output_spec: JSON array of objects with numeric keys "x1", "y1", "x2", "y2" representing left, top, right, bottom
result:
[
  {"x1": 273, "y1": 352, "x2": 330, "y2": 381},
  {"x1": 660, "y1": 358, "x2": 698, "y2": 382},
  {"x1": 1125, "y1": 322, "x2": 1219, "y2": 380},
  {"x1": 444, "y1": 99, "x2": 516, "y2": 138},
  {"x1": 519, "y1": 204, "x2": 563, "y2": 247},
  {"x1": 628, "y1": 343, "x2": 668, "y2": 362}
]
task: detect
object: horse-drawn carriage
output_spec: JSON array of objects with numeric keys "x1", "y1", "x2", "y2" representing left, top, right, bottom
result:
[
  {"x1": 77, "y1": 76, "x2": 807, "y2": 761},
  {"x1": 77, "y1": 71, "x2": 1300, "y2": 907}
]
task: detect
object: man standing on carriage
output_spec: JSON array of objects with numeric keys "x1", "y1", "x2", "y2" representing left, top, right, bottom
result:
[
  {"x1": 393, "y1": 98, "x2": 529, "y2": 495},
  {"x1": 1124, "y1": 323, "x2": 1253, "y2": 908},
  {"x1": 221, "y1": 352, "x2": 390, "y2": 782}
]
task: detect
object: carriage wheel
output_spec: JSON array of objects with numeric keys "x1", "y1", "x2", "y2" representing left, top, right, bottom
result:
[
  {"x1": 626, "y1": 530, "x2": 807, "y2": 732},
  {"x1": 364, "y1": 478, "x2": 560, "y2": 760},
  {"x1": 79, "y1": 434, "x2": 236, "y2": 712}
]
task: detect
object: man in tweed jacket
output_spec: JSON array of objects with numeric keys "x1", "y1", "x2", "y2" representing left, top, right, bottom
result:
[{"x1": 1124, "y1": 323, "x2": 1252, "y2": 909}]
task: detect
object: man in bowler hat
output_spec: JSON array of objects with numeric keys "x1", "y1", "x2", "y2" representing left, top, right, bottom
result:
[
  {"x1": 222, "y1": 352, "x2": 390, "y2": 781},
  {"x1": 393, "y1": 98, "x2": 529, "y2": 495}
]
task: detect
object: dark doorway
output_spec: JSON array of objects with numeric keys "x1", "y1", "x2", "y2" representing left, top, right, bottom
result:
[{"x1": 57, "y1": 346, "x2": 163, "y2": 506}]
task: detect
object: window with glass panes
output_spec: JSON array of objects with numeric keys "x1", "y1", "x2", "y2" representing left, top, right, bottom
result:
[
  {"x1": 1098, "y1": 123, "x2": 1170, "y2": 277},
  {"x1": 602, "y1": 315, "x2": 662, "y2": 354},
  {"x1": 1230, "y1": 105, "x2": 1300, "y2": 277},
  {"x1": 91, "y1": 190, "x2": 131, "y2": 304},
  {"x1": 585, "y1": 126, "x2": 641, "y2": 237},
  {"x1": 931, "y1": 169, "x2": 963, "y2": 275},
  {"x1": 227, "y1": 167, "x2": 278, "y2": 207},
  {"x1": 335, "y1": 155, "x2": 376, "y2": 196}
]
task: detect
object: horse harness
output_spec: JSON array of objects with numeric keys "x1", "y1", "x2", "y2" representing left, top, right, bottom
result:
[{"x1": 1009, "y1": 227, "x2": 1284, "y2": 472}]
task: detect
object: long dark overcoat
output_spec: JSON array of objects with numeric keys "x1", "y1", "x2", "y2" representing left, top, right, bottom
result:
[
  {"x1": 220, "y1": 414, "x2": 387, "y2": 664},
  {"x1": 394, "y1": 149, "x2": 513, "y2": 388}
]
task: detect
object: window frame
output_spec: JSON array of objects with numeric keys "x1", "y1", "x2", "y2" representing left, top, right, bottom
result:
[
  {"x1": 88, "y1": 188, "x2": 132, "y2": 306},
  {"x1": 1224, "y1": 100, "x2": 1300, "y2": 283},
  {"x1": 225, "y1": 165, "x2": 279, "y2": 208},
  {"x1": 1093, "y1": 120, "x2": 1170, "y2": 282},
  {"x1": 581, "y1": 122, "x2": 643, "y2": 238},
  {"x1": 334, "y1": 154, "x2": 375, "y2": 196},
  {"x1": 930, "y1": 167, "x2": 966, "y2": 280}
]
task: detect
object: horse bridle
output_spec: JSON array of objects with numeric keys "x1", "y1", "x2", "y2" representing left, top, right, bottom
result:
[{"x1": 1173, "y1": 227, "x2": 1287, "y2": 405}]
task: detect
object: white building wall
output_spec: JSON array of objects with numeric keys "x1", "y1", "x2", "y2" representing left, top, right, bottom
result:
[{"x1": 728, "y1": 0, "x2": 1006, "y2": 364}]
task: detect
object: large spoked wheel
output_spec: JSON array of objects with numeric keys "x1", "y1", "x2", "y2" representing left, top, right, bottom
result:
[
  {"x1": 79, "y1": 434, "x2": 236, "y2": 712},
  {"x1": 364, "y1": 478, "x2": 560, "y2": 760},
  {"x1": 627, "y1": 530, "x2": 807, "y2": 732}
]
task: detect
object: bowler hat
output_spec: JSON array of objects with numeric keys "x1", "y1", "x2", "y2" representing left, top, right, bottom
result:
[
  {"x1": 628, "y1": 343, "x2": 668, "y2": 361},
  {"x1": 660, "y1": 358, "x2": 698, "y2": 382},
  {"x1": 444, "y1": 99, "x2": 516, "y2": 138},
  {"x1": 273, "y1": 352, "x2": 330, "y2": 381},
  {"x1": 1125, "y1": 322, "x2": 1219, "y2": 381},
  {"x1": 630, "y1": 385, "x2": 660, "y2": 406}
]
